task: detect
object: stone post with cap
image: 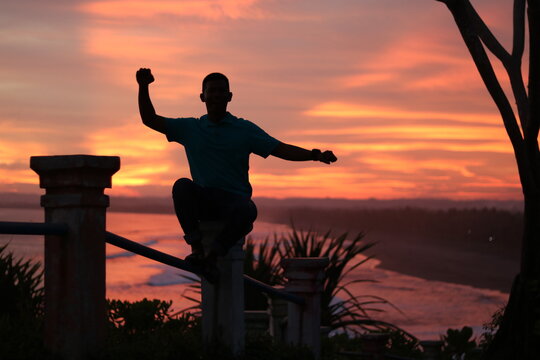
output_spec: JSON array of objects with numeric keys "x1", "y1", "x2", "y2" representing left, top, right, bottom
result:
[
  {"x1": 282, "y1": 257, "x2": 329, "y2": 360},
  {"x1": 30, "y1": 154, "x2": 120, "y2": 360}
]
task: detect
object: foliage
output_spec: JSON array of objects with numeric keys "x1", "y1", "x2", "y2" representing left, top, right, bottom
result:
[
  {"x1": 103, "y1": 298, "x2": 203, "y2": 360},
  {"x1": 104, "y1": 297, "x2": 316, "y2": 360},
  {"x1": 182, "y1": 225, "x2": 408, "y2": 336},
  {"x1": 0, "y1": 242, "x2": 499, "y2": 359},
  {"x1": 479, "y1": 306, "x2": 505, "y2": 351},
  {"x1": 243, "y1": 234, "x2": 283, "y2": 310},
  {"x1": 320, "y1": 330, "x2": 423, "y2": 360},
  {"x1": 0, "y1": 243, "x2": 44, "y2": 319},
  {"x1": 107, "y1": 298, "x2": 178, "y2": 334},
  {"x1": 0, "y1": 244, "x2": 56, "y2": 360},
  {"x1": 385, "y1": 329, "x2": 423, "y2": 358},
  {"x1": 245, "y1": 333, "x2": 315, "y2": 360},
  {"x1": 278, "y1": 226, "x2": 401, "y2": 334},
  {"x1": 441, "y1": 326, "x2": 480, "y2": 360}
]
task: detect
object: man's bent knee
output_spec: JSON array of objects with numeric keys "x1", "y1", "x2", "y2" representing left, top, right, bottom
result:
[{"x1": 172, "y1": 177, "x2": 194, "y2": 197}]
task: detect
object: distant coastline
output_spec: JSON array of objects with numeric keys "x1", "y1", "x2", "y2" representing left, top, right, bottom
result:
[{"x1": 0, "y1": 192, "x2": 524, "y2": 213}]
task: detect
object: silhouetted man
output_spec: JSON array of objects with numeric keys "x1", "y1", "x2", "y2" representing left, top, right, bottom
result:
[{"x1": 136, "y1": 68, "x2": 337, "y2": 280}]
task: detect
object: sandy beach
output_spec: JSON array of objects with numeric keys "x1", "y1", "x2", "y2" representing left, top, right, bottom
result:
[{"x1": 365, "y1": 231, "x2": 519, "y2": 294}]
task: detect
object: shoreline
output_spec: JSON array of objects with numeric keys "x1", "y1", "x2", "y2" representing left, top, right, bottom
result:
[{"x1": 365, "y1": 232, "x2": 516, "y2": 294}]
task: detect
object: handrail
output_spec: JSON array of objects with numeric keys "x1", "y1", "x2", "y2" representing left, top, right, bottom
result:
[
  {"x1": 0, "y1": 222, "x2": 305, "y2": 306},
  {"x1": 105, "y1": 231, "x2": 199, "y2": 274},
  {"x1": 0, "y1": 221, "x2": 69, "y2": 236},
  {"x1": 105, "y1": 231, "x2": 305, "y2": 306},
  {"x1": 244, "y1": 275, "x2": 304, "y2": 305}
]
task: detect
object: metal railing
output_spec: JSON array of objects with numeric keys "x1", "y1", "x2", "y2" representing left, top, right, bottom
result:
[
  {"x1": 0, "y1": 221, "x2": 305, "y2": 305},
  {"x1": 0, "y1": 221, "x2": 68, "y2": 236},
  {"x1": 105, "y1": 230, "x2": 305, "y2": 305}
]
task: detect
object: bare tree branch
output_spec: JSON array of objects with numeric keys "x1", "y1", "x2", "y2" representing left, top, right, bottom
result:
[
  {"x1": 506, "y1": 0, "x2": 530, "y2": 136},
  {"x1": 466, "y1": 0, "x2": 529, "y2": 132},
  {"x1": 443, "y1": 0, "x2": 537, "y2": 192},
  {"x1": 513, "y1": 0, "x2": 526, "y2": 59},
  {"x1": 463, "y1": 0, "x2": 511, "y2": 63}
]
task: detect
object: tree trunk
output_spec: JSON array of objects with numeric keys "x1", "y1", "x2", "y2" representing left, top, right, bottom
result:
[{"x1": 484, "y1": 195, "x2": 540, "y2": 359}]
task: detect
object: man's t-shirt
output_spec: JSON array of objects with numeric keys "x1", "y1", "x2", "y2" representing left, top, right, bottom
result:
[{"x1": 164, "y1": 112, "x2": 279, "y2": 198}]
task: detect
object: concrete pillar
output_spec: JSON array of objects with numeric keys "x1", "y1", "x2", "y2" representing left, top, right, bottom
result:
[
  {"x1": 268, "y1": 292, "x2": 288, "y2": 342},
  {"x1": 281, "y1": 257, "x2": 329, "y2": 360},
  {"x1": 200, "y1": 221, "x2": 245, "y2": 356},
  {"x1": 30, "y1": 155, "x2": 120, "y2": 360},
  {"x1": 420, "y1": 340, "x2": 444, "y2": 360},
  {"x1": 245, "y1": 310, "x2": 269, "y2": 336}
]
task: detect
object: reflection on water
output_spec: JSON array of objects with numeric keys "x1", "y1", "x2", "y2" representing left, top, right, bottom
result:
[{"x1": 0, "y1": 208, "x2": 507, "y2": 339}]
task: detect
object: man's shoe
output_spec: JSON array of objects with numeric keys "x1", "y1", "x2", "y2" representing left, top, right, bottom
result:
[
  {"x1": 185, "y1": 244, "x2": 204, "y2": 265},
  {"x1": 201, "y1": 260, "x2": 219, "y2": 284}
]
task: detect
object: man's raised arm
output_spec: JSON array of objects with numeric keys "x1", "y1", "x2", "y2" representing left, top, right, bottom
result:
[
  {"x1": 137, "y1": 68, "x2": 166, "y2": 134},
  {"x1": 271, "y1": 142, "x2": 337, "y2": 164}
]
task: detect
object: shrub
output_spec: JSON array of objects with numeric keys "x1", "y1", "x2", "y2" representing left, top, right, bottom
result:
[{"x1": 0, "y1": 244, "x2": 55, "y2": 359}]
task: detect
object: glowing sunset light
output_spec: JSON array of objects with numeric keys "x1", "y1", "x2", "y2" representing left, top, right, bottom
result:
[
  {"x1": 360, "y1": 156, "x2": 480, "y2": 177},
  {"x1": 298, "y1": 124, "x2": 506, "y2": 141},
  {"x1": 305, "y1": 102, "x2": 501, "y2": 124},
  {"x1": 0, "y1": 0, "x2": 524, "y2": 200},
  {"x1": 87, "y1": 122, "x2": 168, "y2": 157},
  {"x1": 80, "y1": 0, "x2": 263, "y2": 20}
]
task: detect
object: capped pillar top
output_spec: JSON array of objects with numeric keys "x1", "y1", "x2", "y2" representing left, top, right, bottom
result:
[
  {"x1": 281, "y1": 257, "x2": 329, "y2": 274},
  {"x1": 281, "y1": 257, "x2": 329, "y2": 292},
  {"x1": 30, "y1": 155, "x2": 120, "y2": 189}
]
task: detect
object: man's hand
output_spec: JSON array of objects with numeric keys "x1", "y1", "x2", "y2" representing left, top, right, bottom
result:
[
  {"x1": 136, "y1": 68, "x2": 154, "y2": 86},
  {"x1": 316, "y1": 150, "x2": 337, "y2": 164}
]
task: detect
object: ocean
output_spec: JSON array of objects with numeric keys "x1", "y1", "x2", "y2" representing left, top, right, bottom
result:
[{"x1": 0, "y1": 207, "x2": 508, "y2": 340}]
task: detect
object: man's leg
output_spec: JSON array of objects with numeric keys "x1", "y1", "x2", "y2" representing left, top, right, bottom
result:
[
  {"x1": 172, "y1": 178, "x2": 204, "y2": 260},
  {"x1": 202, "y1": 188, "x2": 257, "y2": 258}
]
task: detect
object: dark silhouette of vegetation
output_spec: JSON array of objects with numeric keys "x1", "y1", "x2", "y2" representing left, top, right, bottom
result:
[
  {"x1": 259, "y1": 207, "x2": 523, "y2": 257},
  {"x1": 182, "y1": 226, "x2": 409, "y2": 336},
  {"x1": 0, "y1": 244, "x2": 55, "y2": 359},
  {"x1": 0, "y1": 242, "x2": 508, "y2": 359}
]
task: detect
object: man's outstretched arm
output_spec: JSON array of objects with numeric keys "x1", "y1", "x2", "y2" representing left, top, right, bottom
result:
[
  {"x1": 271, "y1": 142, "x2": 337, "y2": 164},
  {"x1": 137, "y1": 68, "x2": 166, "y2": 134}
]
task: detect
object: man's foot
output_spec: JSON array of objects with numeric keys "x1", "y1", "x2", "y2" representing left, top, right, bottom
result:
[
  {"x1": 185, "y1": 244, "x2": 204, "y2": 265},
  {"x1": 201, "y1": 261, "x2": 219, "y2": 284},
  {"x1": 183, "y1": 231, "x2": 204, "y2": 264}
]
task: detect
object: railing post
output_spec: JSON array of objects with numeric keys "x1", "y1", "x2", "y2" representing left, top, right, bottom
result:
[
  {"x1": 245, "y1": 310, "x2": 270, "y2": 336},
  {"x1": 200, "y1": 221, "x2": 245, "y2": 356},
  {"x1": 30, "y1": 155, "x2": 120, "y2": 360},
  {"x1": 281, "y1": 257, "x2": 329, "y2": 360},
  {"x1": 268, "y1": 292, "x2": 288, "y2": 342}
]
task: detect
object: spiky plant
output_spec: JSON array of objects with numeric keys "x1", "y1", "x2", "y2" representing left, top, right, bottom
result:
[
  {"x1": 0, "y1": 243, "x2": 51, "y2": 359},
  {"x1": 244, "y1": 235, "x2": 283, "y2": 310},
  {"x1": 276, "y1": 226, "x2": 406, "y2": 335},
  {"x1": 181, "y1": 226, "x2": 411, "y2": 338},
  {"x1": 0, "y1": 243, "x2": 44, "y2": 320}
]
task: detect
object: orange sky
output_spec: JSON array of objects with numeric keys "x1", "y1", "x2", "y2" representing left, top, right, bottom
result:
[{"x1": 0, "y1": 0, "x2": 526, "y2": 200}]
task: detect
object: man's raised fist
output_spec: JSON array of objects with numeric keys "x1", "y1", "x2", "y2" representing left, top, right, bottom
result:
[{"x1": 136, "y1": 68, "x2": 154, "y2": 85}]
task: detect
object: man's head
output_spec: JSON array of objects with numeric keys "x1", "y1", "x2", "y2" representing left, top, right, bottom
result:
[
  {"x1": 200, "y1": 73, "x2": 232, "y2": 116},
  {"x1": 202, "y1": 72, "x2": 229, "y2": 92}
]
